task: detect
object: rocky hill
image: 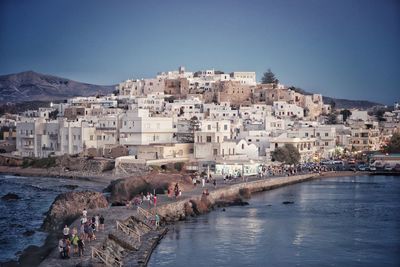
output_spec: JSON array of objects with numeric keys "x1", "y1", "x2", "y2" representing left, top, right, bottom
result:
[
  {"x1": 289, "y1": 87, "x2": 381, "y2": 109},
  {"x1": 323, "y1": 96, "x2": 381, "y2": 110},
  {"x1": 0, "y1": 71, "x2": 115, "y2": 103}
]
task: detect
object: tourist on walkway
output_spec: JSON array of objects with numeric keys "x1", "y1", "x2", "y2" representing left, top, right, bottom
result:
[
  {"x1": 91, "y1": 216, "x2": 96, "y2": 231},
  {"x1": 153, "y1": 194, "x2": 157, "y2": 207},
  {"x1": 155, "y1": 214, "x2": 160, "y2": 228},
  {"x1": 58, "y1": 238, "x2": 64, "y2": 259},
  {"x1": 213, "y1": 179, "x2": 217, "y2": 188},
  {"x1": 99, "y1": 215, "x2": 105, "y2": 231},
  {"x1": 82, "y1": 208, "x2": 87, "y2": 218},
  {"x1": 63, "y1": 225, "x2": 70, "y2": 239},
  {"x1": 87, "y1": 223, "x2": 95, "y2": 241},
  {"x1": 78, "y1": 235, "x2": 85, "y2": 257},
  {"x1": 70, "y1": 233, "x2": 79, "y2": 256},
  {"x1": 95, "y1": 214, "x2": 100, "y2": 230},
  {"x1": 72, "y1": 227, "x2": 77, "y2": 236},
  {"x1": 202, "y1": 177, "x2": 205, "y2": 187}
]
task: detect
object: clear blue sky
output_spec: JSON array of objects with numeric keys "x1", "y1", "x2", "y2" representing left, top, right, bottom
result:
[{"x1": 0, "y1": 0, "x2": 399, "y2": 104}]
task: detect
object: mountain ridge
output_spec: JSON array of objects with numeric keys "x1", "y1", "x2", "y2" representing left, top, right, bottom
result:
[{"x1": 0, "y1": 71, "x2": 115, "y2": 103}]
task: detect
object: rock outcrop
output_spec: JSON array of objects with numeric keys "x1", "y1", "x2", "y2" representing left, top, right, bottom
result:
[
  {"x1": 1, "y1": 192, "x2": 20, "y2": 201},
  {"x1": 42, "y1": 190, "x2": 108, "y2": 231},
  {"x1": 107, "y1": 172, "x2": 192, "y2": 205}
]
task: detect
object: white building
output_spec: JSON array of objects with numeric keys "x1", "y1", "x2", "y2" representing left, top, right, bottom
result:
[
  {"x1": 194, "y1": 119, "x2": 236, "y2": 160},
  {"x1": 119, "y1": 109, "x2": 175, "y2": 146},
  {"x1": 273, "y1": 101, "x2": 304, "y2": 118}
]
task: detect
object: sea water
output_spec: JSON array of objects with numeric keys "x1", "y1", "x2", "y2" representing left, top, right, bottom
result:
[
  {"x1": 149, "y1": 175, "x2": 400, "y2": 267},
  {"x1": 0, "y1": 174, "x2": 104, "y2": 263}
]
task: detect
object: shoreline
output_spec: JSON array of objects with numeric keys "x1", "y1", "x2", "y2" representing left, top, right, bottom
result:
[
  {"x1": 0, "y1": 166, "x2": 125, "y2": 185},
  {"x1": 2, "y1": 171, "x2": 372, "y2": 267}
]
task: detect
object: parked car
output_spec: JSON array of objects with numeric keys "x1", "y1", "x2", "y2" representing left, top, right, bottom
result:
[
  {"x1": 384, "y1": 165, "x2": 393, "y2": 171},
  {"x1": 357, "y1": 164, "x2": 369, "y2": 171},
  {"x1": 369, "y1": 165, "x2": 376, "y2": 171}
]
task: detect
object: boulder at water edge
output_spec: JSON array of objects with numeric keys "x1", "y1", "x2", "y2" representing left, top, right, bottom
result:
[{"x1": 42, "y1": 190, "x2": 108, "y2": 231}]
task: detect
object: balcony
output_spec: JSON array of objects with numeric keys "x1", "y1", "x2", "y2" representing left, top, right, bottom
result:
[{"x1": 96, "y1": 126, "x2": 117, "y2": 131}]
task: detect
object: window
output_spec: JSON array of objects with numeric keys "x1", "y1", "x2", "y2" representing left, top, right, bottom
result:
[
  {"x1": 90, "y1": 135, "x2": 93, "y2": 141},
  {"x1": 206, "y1": 136, "x2": 212, "y2": 143},
  {"x1": 208, "y1": 125, "x2": 211, "y2": 130},
  {"x1": 305, "y1": 133, "x2": 309, "y2": 137},
  {"x1": 325, "y1": 133, "x2": 329, "y2": 137},
  {"x1": 325, "y1": 142, "x2": 329, "y2": 146},
  {"x1": 224, "y1": 125, "x2": 228, "y2": 130}
]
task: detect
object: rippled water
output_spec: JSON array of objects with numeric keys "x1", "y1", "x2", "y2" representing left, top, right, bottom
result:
[
  {"x1": 149, "y1": 175, "x2": 400, "y2": 267},
  {"x1": 0, "y1": 175, "x2": 104, "y2": 263}
]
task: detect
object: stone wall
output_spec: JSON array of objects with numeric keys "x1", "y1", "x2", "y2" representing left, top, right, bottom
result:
[
  {"x1": 0, "y1": 154, "x2": 23, "y2": 166},
  {"x1": 154, "y1": 174, "x2": 317, "y2": 222}
]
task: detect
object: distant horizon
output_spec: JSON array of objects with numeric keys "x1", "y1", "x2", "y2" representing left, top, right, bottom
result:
[{"x1": 1, "y1": 0, "x2": 399, "y2": 104}]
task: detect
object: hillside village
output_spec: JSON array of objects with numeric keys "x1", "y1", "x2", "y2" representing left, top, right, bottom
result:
[{"x1": 1, "y1": 67, "x2": 399, "y2": 175}]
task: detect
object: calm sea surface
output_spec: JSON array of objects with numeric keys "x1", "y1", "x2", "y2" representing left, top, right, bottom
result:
[
  {"x1": 0, "y1": 174, "x2": 104, "y2": 263},
  {"x1": 149, "y1": 175, "x2": 400, "y2": 267}
]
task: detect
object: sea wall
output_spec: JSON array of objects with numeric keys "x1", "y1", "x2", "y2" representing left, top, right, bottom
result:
[{"x1": 155, "y1": 174, "x2": 317, "y2": 222}]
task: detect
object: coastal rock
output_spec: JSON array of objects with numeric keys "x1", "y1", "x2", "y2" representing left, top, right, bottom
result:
[
  {"x1": 107, "y1": 172, "x2": 191, "y2": 205},
  {"x1": 282, "y1": 201, "x2": 294, "y2": 205},
  {"x1": 61, "y1": 184, "x2": 78, "y2": 190},
  {"x1": 42, "y1": 190, "x2": 108, "y2": 231},
  {"x1": 23, "y1": 230, "x2": 35, "y2": 237},
  {"x1": 1, "y1": 193, "x2": 20, "y2": 201}
]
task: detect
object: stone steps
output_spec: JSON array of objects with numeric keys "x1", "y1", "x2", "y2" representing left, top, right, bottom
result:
[{"x1": 109, "y1": 230, "x2": 140, "y2": 251}]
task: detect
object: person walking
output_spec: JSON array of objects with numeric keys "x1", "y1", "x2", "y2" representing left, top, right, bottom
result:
[
  {"x1": 153, "y1": 194, "x2": 157, "y2": 207},
  {"x1": 70, "y1": 233, "x2": 79, "y2": 256},
  {"x1": 99, "y1": 215, "x2": 105, "y2": 231},
  {"x1": 202, "y1": 177, "x2": 205, "y2": 187},
  {"x1": 63, "y1": 225, "x2": 70, "y2": 239},
  {"x1": 58, "y1": 238, "x2": 64, "y2": 259},
  {"x1": 213, "y1": 179, "x2": 217, "y2": 188},
  {"x1": 82, "y1": 208, "x2": 87, "y2": 218},
  {"x1": 78, "y1": 235, "x2": 85, "y2": 257},
  {"x1": 155, "y1": 214, "x2": 160, "y2": 228}
]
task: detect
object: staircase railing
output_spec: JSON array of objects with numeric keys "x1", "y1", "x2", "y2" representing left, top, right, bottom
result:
[
  {"x1": 116, "y1": 220, "x2": 141, "y2": 243},
  {"x1": 91, "y1": 247, "x2": 123, "y2": 267},
  {"x1": 136, "y1": 206, "x2": 156, "y2": 230}
]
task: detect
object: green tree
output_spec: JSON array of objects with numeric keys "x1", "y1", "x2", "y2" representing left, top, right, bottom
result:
[
  {"x1": 271, "y1": 144, "x2": 300, "y2": 165},
  {"x1": 261, "y1": 69, "x2": 279, "y2": 84},
  {"x1": 385, "y1": 132, "x2": 400, "y2": 153},
  {"x1": 340, "y1": 109, "x2": 352, "y2": 122},
  {"x1": 326, "y1": 113, "x2": 337, "y2": 124},
  {"x1": 180, "y1": 116, "x2": 200, "y2": 143},
  {"x1": 49, "y1": 109, "x2": 59, "y2": 120}
]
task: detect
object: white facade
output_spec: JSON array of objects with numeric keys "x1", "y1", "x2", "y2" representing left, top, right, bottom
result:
[
  {"x1": 120, "y1": 109, "x2": 175, "y2": 146},
  {"x1": 273, "y1": 101, "x2": 304, "y2": 118}
]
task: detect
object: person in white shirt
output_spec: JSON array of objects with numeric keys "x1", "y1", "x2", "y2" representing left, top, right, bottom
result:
[
  {"x1": 63, "y1": 225, "x2": 70, "y2": 238},
  {"x1": 82, "y1": 208, "x2": 87, "y2": 217}
]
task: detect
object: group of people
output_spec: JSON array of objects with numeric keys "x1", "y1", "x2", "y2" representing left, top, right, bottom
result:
[
  {"x1": 127, "y1": 192, "x2": 158, "y2": 208},
  {"x1": 59, "y1": 225, "x2": 84, "y2": 259},
  {"x1": 58, "y1": 208, "x2": 105, "y2": 259}
]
